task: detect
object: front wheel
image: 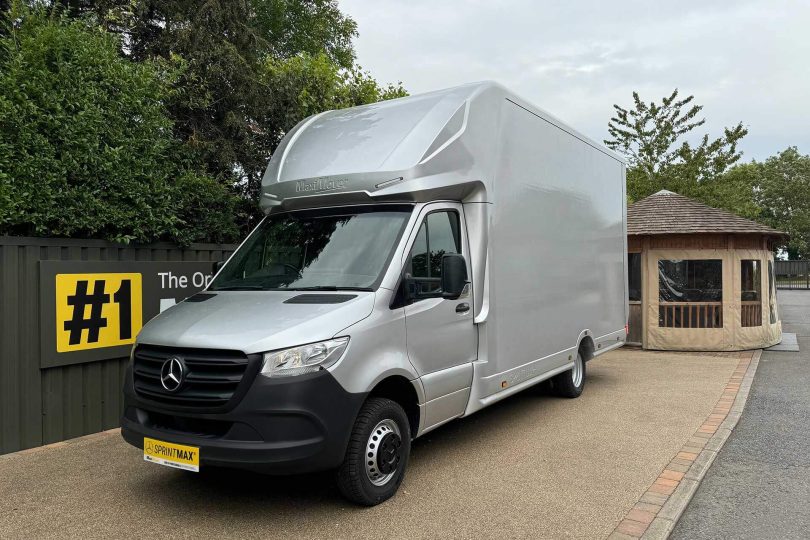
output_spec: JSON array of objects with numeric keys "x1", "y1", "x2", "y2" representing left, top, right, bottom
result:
[
  {"x1": 336, "y1": 397, "x2": 411, "y2": 506},
  {"x1": 551, "y1": 352, "x2": 586, "y2": 398}
]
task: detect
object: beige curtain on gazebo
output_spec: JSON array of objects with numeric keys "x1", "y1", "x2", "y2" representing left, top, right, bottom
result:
[{"x1": 645, "y1": 248, "x2": 781, "y2": 351}]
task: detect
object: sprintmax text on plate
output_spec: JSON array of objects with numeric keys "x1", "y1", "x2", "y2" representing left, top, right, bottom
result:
[{"x1": 148, "y1": 443, "x2": 196, "y2": 462}]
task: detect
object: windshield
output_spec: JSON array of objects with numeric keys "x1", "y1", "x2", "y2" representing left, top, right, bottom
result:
[{"x1": 210, "y1": 205, "x2": 413, "y2": 291}]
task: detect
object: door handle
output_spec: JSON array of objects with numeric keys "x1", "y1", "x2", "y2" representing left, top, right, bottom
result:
[{"x1": 455, "y1": 302, "x2": 470, "y2": 314}]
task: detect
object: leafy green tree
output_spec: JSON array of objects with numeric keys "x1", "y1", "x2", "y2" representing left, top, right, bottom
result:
[
  {"x1": 605, "y1": 89, "x2": 748, "y2": 204},
  {"x1": 50, "y1": 0, "x2": 358, "y2": 67},
  {"x1": 127, "y1": 0, "x2": 270, "y2": 193},
  {"x1": 754, "y1": 147, "x2": 810, "y2": 259},
  {"x1": 49, "y1": 0, "x2": 404, "y2": 211},
  {"x1": 0, "y1": 9, "x2": 239, "y2": 244},
  {"x1": 701, "y1": 162, "x2": 761, "y2": 220},
  {"x1": 112, "y1": 1, "x2": 365, "y2": 187},
  {"x1": 3, "y1": 1, "x2": 406, "y2": 240},
  {"x1": 251, "y1": 0, "x2": 358, "y2": 68},
  {"x1": 606, "y1": 90, "x2": 705, "y2": 178}
]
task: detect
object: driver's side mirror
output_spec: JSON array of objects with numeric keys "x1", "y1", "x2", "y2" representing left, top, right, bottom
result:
[
  {"x1": 441, "y1": 253, "x2": 468, "y2": 300},
  {"x1": 212, "y1": 260, "x2": 225, "y2": 274}
]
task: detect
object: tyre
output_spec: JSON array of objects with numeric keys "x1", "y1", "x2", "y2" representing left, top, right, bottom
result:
[
  {"x1": 551, "y1": 352, "x2": 586, "y2": 398},
  {"x1": 336, "y1": 397, "x2": 411, "y2": 506}
]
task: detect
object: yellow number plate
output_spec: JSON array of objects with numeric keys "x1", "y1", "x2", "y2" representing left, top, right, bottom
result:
[{"x1": 143, "y1": 437, "x2": 199, "y2": 472}]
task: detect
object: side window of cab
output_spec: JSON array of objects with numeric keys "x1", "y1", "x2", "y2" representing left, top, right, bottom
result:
[{"x1": 406, "y1": 211, "x2": 462, "y2": 297}]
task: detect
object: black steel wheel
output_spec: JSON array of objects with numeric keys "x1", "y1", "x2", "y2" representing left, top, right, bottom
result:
[
  {"x1": 552, "y1": 352, "x2": 586, "y2": 398},
  {"x1": 336, "y1": 397, "x2": 411, "y2": 506}
]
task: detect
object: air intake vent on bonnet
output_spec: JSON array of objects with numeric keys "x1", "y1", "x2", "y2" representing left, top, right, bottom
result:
[{"x1": 283, "y1": 294, "x2": 357, "y2": 304}]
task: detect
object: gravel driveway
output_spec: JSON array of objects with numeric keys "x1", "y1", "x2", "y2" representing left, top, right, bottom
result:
[{"x1": 0, "y1": 349, "x2": 738, "y2": 539}]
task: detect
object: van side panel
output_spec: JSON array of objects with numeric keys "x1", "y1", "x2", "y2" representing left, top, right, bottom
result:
[{"x1": 470, "y1": 99, "x2": 626, "y2": 404}]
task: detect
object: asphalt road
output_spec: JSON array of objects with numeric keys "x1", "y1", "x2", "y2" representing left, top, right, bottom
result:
[
  {"x1": 672, "y1": 290, "x2": 810, "y2": 540},
  {"x1": 0, "y1": 349, "x2": 738, "y2": 540}
]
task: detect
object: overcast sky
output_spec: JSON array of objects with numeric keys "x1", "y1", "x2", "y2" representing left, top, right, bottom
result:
[{"x1": 340, "y1": 0, "x2": 809, "y2": 162}]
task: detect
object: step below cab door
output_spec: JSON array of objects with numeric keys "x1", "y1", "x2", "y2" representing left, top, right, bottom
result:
[{"x1": 400, "y1": 202, "x2": 476, "y2": 433}]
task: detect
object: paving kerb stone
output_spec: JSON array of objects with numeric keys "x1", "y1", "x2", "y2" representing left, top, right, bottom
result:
[
  {"x1": 640, "y1": 492, "x2": 670, "y2": 506},
  {"x1": 635, "y1": 502, "x2": 663, "y2": 514},
  {"x1": 641, "y1": 517, "x2": 675, "y2": 540},
  {"x1": 609, "y1": 532, "x2": 639, "y2": 540},
  {"x1": 703, "y1": 428, "x2": 732, "y2": 452},
  {"x1": 724, "y1": 410, "x2": 742, "y2": 423},
  {"x1": 683, "y1": 450, "x2": 718, "y2": 482},
  {"x1": 669, "y1": 457, "x2": 693, "y2": 467},
  {"x1": 657, "y1": 478, "x2": 700, "y2": 521},
  {"x1": 685, "y1": 437, "x2": 706, "y2": 448},
  {"x1": 666, "y1": 462, "x2": 690, "y2": 474}
]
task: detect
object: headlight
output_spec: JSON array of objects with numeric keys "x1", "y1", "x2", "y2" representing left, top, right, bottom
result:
[{"x1": 261, "y1": 337, "x2": 349, "y2": 378}]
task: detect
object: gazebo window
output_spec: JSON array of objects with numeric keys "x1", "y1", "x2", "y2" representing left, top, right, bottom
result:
[
  {"x1": 658, "y1": 259, "x2": 723, "y2": 328},
  {"x1": 628, "y1": 253, "x2": 641, "y2": 301},
  {"x1": 741, "y1": 260, "x2": 762, "y2": 327}
]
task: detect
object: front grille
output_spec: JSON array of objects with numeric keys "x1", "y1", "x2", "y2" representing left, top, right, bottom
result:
[{"x1": 133, "y1": 345, "x2": 256, "y2": 409}]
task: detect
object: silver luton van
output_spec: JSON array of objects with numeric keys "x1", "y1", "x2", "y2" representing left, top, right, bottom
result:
[{"x1": 122, "y1": 81, "x2": 628, "y2": 505}]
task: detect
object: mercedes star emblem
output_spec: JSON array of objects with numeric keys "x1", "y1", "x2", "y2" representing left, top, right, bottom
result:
[{"x1": 160, "y1": 356, "x2": 184, "y2": 392}]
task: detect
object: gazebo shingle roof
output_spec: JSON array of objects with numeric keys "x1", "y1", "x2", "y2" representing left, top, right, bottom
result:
[{"x1": 627, "y1": 190, "x2": 786, "y2": 237}]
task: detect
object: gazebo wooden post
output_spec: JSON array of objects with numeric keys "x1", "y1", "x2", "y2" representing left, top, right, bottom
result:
[
  {"x1": 728, "y1": 234, "x2": 734, "y2": 336},
  {"x1": 641, "y1": 235, "x2": 650, "y2": 349}
]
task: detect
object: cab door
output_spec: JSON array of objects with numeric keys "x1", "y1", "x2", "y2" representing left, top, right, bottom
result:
[{"x1": 401, "y1": 203, "x2": 476, "y2": 431}]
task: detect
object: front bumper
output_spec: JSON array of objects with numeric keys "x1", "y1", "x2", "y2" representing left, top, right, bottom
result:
[{"x1": 121, "y1": 365, "x2": 366, "y2": 474}]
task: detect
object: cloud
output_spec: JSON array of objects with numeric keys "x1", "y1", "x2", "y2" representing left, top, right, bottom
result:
[{"x1": 342, "y1": 0, "x2": 810, "y2": 161}]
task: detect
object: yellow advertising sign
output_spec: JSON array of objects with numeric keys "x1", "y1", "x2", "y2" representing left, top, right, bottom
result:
[{"x1": 55, "y1": 273, "x2": 143, "y2": 352}]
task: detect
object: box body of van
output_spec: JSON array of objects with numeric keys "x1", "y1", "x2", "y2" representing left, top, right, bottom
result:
[{"x1": 121, "y1": 82, "x2": 627, "y2": 505}]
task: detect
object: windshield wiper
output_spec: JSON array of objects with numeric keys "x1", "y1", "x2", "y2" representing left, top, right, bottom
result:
[{"x1": 287, "y1": 286, "x2": 373, "y2": 292}]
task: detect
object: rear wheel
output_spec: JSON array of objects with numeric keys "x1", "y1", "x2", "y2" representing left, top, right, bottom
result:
[
  {"x1": 336, "y1": 397, "x2": 411, "y2": 506},
  {"x1": 552, "y1": 352, "x2": 586, "y2": 398}
]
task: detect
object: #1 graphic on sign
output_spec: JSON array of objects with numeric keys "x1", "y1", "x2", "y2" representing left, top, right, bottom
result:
[{"x1": 55, "y1": 273, "x2": 143, "y2": 352}]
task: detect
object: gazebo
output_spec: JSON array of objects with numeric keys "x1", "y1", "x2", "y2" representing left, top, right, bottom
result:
[{"x1": 627, "y1": 190, "x2": 787, "y2": 351}]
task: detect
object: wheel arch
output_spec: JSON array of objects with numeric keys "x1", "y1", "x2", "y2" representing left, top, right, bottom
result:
[
  {"x1": 576, "y1": 330, "x2": 596, "y2": 361},
  {"x1": 368, "y1": 376, "x2": 421, "y2": 440}
]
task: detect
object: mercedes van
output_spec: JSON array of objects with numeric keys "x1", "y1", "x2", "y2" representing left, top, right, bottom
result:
[{"x1": 122, "y1": 81, "x2": 628, "y2": 505}]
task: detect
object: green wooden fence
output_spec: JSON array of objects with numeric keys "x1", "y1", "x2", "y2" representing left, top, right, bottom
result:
[{"x1": 0, "y1": 236, "x2": 236, "y2": 455}]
